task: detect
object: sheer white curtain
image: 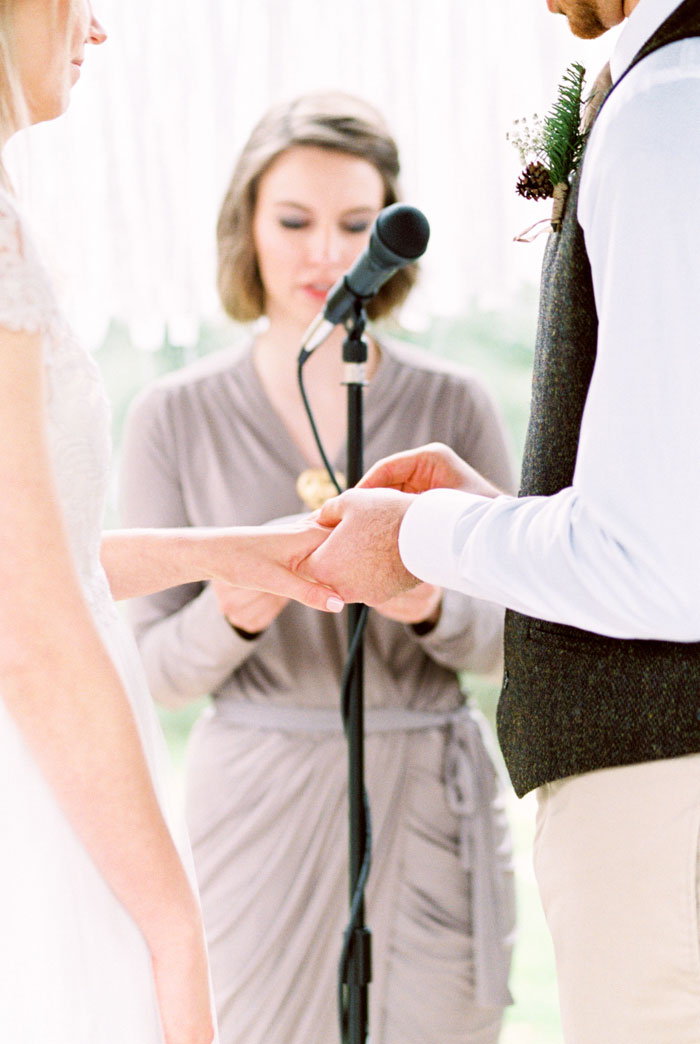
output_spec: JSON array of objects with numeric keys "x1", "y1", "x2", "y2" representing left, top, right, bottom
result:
[{"x1": 6, "y1": 0, "x2": 613, "y2": 348}]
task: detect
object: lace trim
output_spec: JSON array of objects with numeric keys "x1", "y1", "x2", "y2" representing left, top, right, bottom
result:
[
  {"x1": 0, "y1": 194, "x2": 60, "y2": 336},
  {"x1": 81, "y1": 565, "x2": 120, "y2": 631}
]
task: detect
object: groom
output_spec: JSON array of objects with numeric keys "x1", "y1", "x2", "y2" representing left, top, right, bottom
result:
[{"x1": 303, "y1": 1, "x2": 700, "y2": 1040}]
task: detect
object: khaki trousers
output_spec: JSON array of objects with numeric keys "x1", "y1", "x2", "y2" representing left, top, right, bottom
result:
[{"x1": 534, "y1": 754, "x2": 700, "y2": 1044}]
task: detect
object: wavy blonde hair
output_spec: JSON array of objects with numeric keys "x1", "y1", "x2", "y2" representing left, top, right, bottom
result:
[
  {"x1": 0, "y1": 3, "x2": 19, "y2": 175},
  {"x1": 217, "y1": 90, "x2": 418, "y2": 323},
  {"x1": 0, "y1": 0, "x2": 79, "y2": 188},
  {"x1": 0, "y1": 0, "x2": 34, "y2": 189}
]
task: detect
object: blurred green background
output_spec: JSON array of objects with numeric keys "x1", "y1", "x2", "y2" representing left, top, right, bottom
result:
[{"x1": 99, "y1": 296, "x2": 563, "y2": 1044}]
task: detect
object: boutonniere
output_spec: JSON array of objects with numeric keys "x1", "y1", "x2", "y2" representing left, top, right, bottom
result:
[{"x1": 508, "y1": 62, "x2": 588, "y2": 241}]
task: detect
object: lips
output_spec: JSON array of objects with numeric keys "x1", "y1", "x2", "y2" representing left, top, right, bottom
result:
[{"x1": 302, "y1": 283, "x2": 332, "y2": 301}]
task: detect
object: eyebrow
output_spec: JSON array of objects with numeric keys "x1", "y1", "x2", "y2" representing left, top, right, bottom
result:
[{"x1": 272, "y1": 202, "x2": 378, "y2": 216}]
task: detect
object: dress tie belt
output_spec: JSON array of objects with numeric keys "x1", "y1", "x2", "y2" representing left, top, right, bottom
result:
[{"x1": 216, "y1": 700, "x2": 514, "y2": 1009}]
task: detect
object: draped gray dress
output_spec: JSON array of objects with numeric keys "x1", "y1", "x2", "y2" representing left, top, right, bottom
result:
[{"x1": 120, "y1": 337, "x2": 516, "y2": 1044}]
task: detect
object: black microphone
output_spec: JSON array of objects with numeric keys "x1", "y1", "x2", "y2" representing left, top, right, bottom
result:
[{"x1": 299, "y1": 202, "x2": 430, "y2": 359}]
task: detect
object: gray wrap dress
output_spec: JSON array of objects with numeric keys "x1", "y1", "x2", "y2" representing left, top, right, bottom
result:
[{"x1": 120, "y1": 337, "x2": 516, "y2": 1044}]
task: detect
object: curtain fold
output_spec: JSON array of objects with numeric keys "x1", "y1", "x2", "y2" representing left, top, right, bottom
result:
[{"x1": 6, "y1": 0, "x2": 613, "y2": 348}]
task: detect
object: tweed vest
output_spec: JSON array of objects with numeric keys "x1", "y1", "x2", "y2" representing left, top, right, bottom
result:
[{"x1": 498, "y1": 0, "x2": 700, "y2": 798}]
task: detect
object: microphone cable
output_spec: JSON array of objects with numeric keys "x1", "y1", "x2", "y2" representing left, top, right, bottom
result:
[{"x1": 297, "y1": 349, "x2": 372, "y2": 1044}]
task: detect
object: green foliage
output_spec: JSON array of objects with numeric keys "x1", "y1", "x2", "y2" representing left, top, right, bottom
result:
[
  {"x1": 508, "y1": 63, "x2": 588, "y2": 192},
  {"x1": 541, "y1": 62, "x2": 587, "y2": 186}
]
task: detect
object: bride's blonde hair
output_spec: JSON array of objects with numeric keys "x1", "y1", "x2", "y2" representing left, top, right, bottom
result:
[
  {"x1": 0, "y1": 0, "x2": 29, "y2": 188},
  {"x1": 0, "y1": 0, "x2": 77, "y2": 188}
]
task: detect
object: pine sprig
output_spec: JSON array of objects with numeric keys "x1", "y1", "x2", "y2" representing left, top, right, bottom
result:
[
  {"x1": 509, "y1": 62, "x2": 589, "y2": 235},
  {"x1": 541, "y1": 62, "x2": 587, "y2": 186}
]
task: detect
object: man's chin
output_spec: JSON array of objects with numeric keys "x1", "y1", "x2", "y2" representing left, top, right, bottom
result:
[
  {"x1": 553, "y1": 0, "x2": 618, "y2": 39},
  {"x1": 569, "y1": 21, "x2": 609, "y2": 38},
  {"x1": 566, "y1": 11, "x2": 610, "y2": 38}
]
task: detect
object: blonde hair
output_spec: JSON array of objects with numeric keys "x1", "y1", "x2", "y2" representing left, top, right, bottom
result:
[
  {"x1": 0, "y1": 0, "x2": 32, "y2": 189},
  {"x1": 217, "y1": 90, "x2": 417, "y2": 323}
]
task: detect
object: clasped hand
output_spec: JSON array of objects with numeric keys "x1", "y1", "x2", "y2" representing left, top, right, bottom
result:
[
  {"x1": 215, "y1": 443, "x2": 497, "y2": 620},
  {"x1": 292, "y1": 442, "x2": 500, "y2": 610}
]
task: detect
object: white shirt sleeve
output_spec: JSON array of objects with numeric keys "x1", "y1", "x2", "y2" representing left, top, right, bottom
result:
[{"x1": 400, "y1": 46, "x2": 700, "y2": 642}]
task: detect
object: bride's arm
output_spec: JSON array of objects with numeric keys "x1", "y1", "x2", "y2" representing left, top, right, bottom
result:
[
  {"x1": 0, "y1": 328, "x2": 213, "y2": 1044},
  {"x1": 100, "y1": 524, "x2": 344, "y2": 610}
]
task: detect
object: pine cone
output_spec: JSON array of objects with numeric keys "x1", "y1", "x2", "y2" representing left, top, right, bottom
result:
[{"x1": 516, "y1": 161, "x2": 554, "y2": 201}]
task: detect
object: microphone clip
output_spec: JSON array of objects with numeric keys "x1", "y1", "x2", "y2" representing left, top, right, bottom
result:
[
  {"x1": 299, "y1": 293, "x2": 369, "y2": 366},
  {"x1": 341, "y1": 300, "x2": 369, "y2": 387}
]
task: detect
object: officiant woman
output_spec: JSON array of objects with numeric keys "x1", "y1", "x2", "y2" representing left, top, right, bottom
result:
[{"x1": 120, "y1": 89, "x2": 516, "y2": 1044}]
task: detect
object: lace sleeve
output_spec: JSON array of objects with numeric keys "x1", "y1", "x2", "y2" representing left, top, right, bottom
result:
[{"x1": 0, "y1": 193, "x2": 57, "y2": 335}]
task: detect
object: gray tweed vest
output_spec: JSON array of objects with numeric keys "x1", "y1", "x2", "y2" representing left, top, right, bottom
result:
[{"x1": 498, "y1": 0, "x2": 700, "y2": 798}]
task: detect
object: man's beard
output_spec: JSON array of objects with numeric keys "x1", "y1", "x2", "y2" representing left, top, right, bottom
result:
[{"x1": 565, "y1": 2, "x2": 610, "y2": 38}]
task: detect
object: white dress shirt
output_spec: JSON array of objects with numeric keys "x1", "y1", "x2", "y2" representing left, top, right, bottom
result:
[{"x1": 400, "y1": 0, "x2": 700, "y2": 641}]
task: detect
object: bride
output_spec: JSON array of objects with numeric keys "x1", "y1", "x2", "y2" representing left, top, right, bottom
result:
[{"x1": 0, "y1": 4, "x2": 342, "y2": 1043}]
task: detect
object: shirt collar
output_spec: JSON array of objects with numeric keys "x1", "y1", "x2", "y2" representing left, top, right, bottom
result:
[{"x1": 611, "y1": 0, "x2": 684, "y2": 81}]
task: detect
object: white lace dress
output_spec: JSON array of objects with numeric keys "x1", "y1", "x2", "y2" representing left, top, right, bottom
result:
[{"x1": 0, "y1": 190, "x2": 207, "y2": 1042}]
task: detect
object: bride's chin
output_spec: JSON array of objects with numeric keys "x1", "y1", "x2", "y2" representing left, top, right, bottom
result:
[{"x1": 27, "y1": 84, "x2": 73, "y2": 126}]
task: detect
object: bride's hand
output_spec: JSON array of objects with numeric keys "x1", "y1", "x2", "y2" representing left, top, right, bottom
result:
[{"x1": 207, "y1": 519, "x2": 343, "y2": 614}]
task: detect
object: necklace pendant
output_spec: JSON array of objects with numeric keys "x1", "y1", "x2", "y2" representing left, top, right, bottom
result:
[{"x1": 296, "y1": 467, "x2": 347, "y2": 510}]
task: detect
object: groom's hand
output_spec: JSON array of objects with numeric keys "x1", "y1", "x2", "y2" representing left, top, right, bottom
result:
[
  {"x1": 359, "y1": 442, "x2": 502, "y2": 498},
  {"x1": 300, "y1": 488, "x2": 419, "y2": 606}
]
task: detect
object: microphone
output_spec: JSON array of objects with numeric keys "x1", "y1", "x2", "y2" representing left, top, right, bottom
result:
[{"x1": 299, "y1": 202, "x2": 430, "y2": 359}]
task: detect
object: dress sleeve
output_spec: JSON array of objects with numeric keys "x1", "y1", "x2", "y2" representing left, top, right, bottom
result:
[
  {"x1": 405, "y1": 367, "x2": 513, "y2": 674},
  {"x1": 119, "y1": 384, "x2": 262, "y2": 708},
  {"x1": 0, "y1": 194, "x2": 55, "y2": 335}
]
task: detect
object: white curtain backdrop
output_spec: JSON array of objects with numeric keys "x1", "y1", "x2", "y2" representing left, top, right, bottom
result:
[{"x1": 6, "y1": 0, "x2": 614, "y2": 348}]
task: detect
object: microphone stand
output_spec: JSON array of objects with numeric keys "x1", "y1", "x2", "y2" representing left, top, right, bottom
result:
[
  {"x1": 297, "y1": 201, "x2": 430, "y2": 1041},
  {"x1": 341, "y1": 299, "x2": 372, "y2": 1044}
]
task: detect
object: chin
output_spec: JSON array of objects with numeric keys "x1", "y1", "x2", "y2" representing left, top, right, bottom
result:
[
  {"x1": 569, "y1": 20, "x2": 609, "y2": 37},
  {"x1": 565, "y1": 2, "x2": 618, "y2": 38},
  {"x1": 28, "y1": 86, "x2": 71, "y2": 126}
]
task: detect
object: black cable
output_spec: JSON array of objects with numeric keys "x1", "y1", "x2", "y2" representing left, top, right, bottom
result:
[
  {"x1": 297, "y1": 352, "x2": 343, "y2": 497},
  {"x1": 337, "y1": 605, "x2": 371, "y2": 1043},
  {"x1": 340, "y1": 604, "x2": 370, "y2": 722},
  {"x1": 297, "y1": 350, "x2": 372, "y2": 1043}
]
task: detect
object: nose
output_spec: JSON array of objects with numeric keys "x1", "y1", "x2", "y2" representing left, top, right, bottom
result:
[
  {"x1": 307, "y1": 224, "x2": 346, "y2": 266},
  {"x1": 88, "y1": 7, "x2": 108, "y2": 46}
]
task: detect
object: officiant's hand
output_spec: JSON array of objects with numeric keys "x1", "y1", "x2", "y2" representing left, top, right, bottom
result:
[
  {"x1": 301, "y1": 488, "x2": 419, "y2": 607},
  {"x1": 211, "y1": 580, "x2": 289, "y2": 634},
  {"x1": 358, "y1": 441, "x2": 502, "y2": 498},
  {"x1": 374, "y1": 582, "x2": 443, "y2": 627}
]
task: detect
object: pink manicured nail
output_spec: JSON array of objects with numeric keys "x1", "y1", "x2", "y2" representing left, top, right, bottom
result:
[{"x1": 326, "y1": 596, "x2": 344, "y2": 613}]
